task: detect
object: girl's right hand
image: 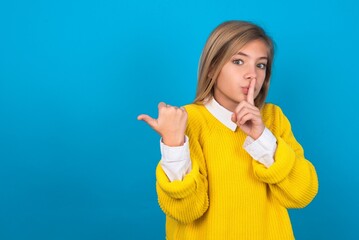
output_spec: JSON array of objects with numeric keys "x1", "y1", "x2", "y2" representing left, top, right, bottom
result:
[{"x1": 137, "y1": 102, "x2": 187, "y2": 146}]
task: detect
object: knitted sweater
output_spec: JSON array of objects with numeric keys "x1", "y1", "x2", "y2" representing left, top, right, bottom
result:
[{"x1": 156, "y1": 103, "x2": 318, "y2": 240}]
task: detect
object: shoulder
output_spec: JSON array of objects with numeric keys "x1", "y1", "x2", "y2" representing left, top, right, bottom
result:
[
  {"x1": 183, "y1": 103, "x2": 207, "y2": 120},
  {"x1": 183, "y1": 103, "x2": 209, "y2": 124},
  {"x1": 261, "y1": 103, "x2": 291, "y2": 134},
  {"x1": 183, "y1": 103, "x2": 212, "y2": 136},
  {"x1": 261, "y1": 102, "x2": 284, "y2": 118}
]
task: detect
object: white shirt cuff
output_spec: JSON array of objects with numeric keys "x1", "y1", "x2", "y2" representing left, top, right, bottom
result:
[
  {"x1": 160, "y1": 136, "x2": 192, "y2": 181},
  {"x1": 243, "y1": 128, "x2": 277, "y2": 168}
]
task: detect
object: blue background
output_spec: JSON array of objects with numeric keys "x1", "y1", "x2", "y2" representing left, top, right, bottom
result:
[{"x1": 0, "y1": 0, "x2": 358, "y2": 239}]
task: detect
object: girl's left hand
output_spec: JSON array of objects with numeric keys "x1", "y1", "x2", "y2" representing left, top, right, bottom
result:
[{"x1": 231, "y1": 79, "x2": 265, "y2": 139}]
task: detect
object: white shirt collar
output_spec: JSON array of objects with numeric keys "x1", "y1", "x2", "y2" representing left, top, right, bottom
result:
[{"x1": 204, "y1": 97, "x2": 237, "y2": 132}]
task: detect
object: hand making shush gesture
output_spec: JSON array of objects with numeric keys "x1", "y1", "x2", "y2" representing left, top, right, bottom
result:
[{"x1": 231, "y1": 79, "x2": 265, "y2": 140}]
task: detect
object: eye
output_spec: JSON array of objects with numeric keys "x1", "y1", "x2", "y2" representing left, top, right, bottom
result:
[
  {"x1": 257, "y1": 63, "x2": 267, "y2": 69},
  {"x1": 233, "y1": 59, "x2": 244, "y2": 65}
]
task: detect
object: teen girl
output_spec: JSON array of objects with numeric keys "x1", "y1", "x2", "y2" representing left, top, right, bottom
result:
[{"x1": 138, "y1": 20, "x2": 318, "y2": 240}]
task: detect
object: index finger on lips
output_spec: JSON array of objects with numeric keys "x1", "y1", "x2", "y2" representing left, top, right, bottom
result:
[{"x1": 247, "y1": 79, "x2": 256, "y2": 105}]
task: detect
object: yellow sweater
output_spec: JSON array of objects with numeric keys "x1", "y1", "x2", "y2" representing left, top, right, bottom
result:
[{"x1": 156, "y1": 103, "x2": 318, "y2": 240}]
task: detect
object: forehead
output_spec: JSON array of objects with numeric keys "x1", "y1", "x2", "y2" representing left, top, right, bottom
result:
[{"x1": 232, "y1": 39, "x2": 269, "y2": 56}]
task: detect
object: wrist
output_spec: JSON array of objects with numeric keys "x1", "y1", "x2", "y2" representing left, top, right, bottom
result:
[
  {"x1": 252, "y1": 126, "x2": 265, "y2": 140},
  {"x1": 162, "y1": 135, "x2": 185, "y2": 146}
]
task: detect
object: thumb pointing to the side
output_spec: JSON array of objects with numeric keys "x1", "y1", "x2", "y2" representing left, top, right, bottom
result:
[{"x1": 137, "y1": 114, "x2": 158, "y2": 130}]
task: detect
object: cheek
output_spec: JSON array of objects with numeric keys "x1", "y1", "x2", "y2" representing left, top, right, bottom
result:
[
  {"x1": 255, "y1": 79, "x2": 266, "y2": 96},
  {"x1": 257, "y1": 72, "x2": 266, "y2": 86},
  {"x1": 258, "y1": 79, "x2": 265, "y2": 88},
  {"x1": 259, "y1": 70, "x2": 266, "y2": 80},
  {"x1": 216, "y1": 72, "x2": 230, "y2": 88}
]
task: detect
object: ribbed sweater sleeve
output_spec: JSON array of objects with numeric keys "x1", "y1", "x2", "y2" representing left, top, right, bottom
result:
[
  {"x1": 252, "y1": 104, "x2": 319, "y2": 208},
  {"x1": 156, "y1": 105, "x2": 209, "y2": 224}
]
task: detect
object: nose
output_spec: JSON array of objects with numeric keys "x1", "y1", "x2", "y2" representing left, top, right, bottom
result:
[{"x1": 243, "y1": 65, "x2": 257, "y2": 80}]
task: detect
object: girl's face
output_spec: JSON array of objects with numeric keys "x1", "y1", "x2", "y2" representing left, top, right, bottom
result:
[{"x1": 213, "y1": 39, "x2": 268, "y2": 112}]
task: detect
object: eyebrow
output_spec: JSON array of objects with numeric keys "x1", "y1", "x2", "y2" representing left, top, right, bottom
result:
[{"x1": 235, "y1": 52, "x2": 268, "y2": 60}]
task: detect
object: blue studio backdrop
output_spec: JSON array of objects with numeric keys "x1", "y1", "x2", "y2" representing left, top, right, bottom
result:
[{"x1": 0, "y1": 0, "x2": 358, "y2": 239}]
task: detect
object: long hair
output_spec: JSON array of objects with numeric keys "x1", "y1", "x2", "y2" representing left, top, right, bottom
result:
[{"x1": 194, "y1": 20, "x2": 275, "y2": 108}]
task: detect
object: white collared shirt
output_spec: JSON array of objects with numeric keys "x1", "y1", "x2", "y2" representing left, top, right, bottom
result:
[{"x1": 160, "y1": 98, "x2": 277, "y2": 182}]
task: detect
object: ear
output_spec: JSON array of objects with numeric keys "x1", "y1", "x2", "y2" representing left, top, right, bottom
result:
[{"x1": 208, "y1": 69, "x2": 214, "y2": 79}]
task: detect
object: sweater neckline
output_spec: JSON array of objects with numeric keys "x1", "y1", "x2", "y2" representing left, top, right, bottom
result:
[{"x1": 204, "y1": 97, "x2": 237, "y2": 132}]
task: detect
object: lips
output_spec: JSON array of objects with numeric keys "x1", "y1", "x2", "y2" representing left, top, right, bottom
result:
[{"x1": 242, "y1": 87, "x2": 249, "y2": 95}]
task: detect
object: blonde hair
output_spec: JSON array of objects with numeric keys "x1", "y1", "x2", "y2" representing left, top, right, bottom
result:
[{"x1": 194, "y1": 20, "x2": 275, "y2": 108}]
